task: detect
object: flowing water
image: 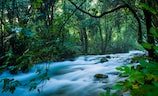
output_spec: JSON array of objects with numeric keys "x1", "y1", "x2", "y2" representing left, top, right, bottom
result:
[{"x1": 0, "y1": 50, "x2": 145, "y2": 96}]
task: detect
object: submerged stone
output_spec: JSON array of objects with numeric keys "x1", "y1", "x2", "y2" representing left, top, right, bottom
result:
[
  {"x1": 101, "y1": 84, "x2": 113, "y2": 90},
  {"x1": 107, "y1": 72, "x2": 120, "y2": 75}
]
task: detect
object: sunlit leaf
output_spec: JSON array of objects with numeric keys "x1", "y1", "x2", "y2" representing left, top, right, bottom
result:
[{"x1": 132, "y1": 84, "x2": 139, "y2": 89}]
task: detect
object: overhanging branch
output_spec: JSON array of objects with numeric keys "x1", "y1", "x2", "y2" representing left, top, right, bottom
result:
[{"x1": 68, "y1": 0, "x2": 142, "y2": 43}]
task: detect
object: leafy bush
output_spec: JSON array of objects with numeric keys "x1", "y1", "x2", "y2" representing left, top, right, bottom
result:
[
  {"x1": 114, "y1": 26, "x2": 158, "y2": 96},
  {"x1": 115, "y1": 58, "x2": 158, "y2": 96}
]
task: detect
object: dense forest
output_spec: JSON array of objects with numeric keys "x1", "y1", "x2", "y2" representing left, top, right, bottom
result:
[{"x1": 0, "y1": 0, "x2": 158, "y2": 96}]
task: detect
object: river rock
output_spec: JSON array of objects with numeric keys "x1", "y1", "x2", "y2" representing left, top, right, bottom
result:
[
  {"x1": 101, "y1": 79, "x2": 108, "y2": 83},
  {"x1": 100, "y1": 57, "x2": 108, "y2": 63},
  {"x1": 101, "y1": 84, "x2": 113, "y2": 90},
  {"x1": 107, "y1": 72, "x2": 121, "y2": 75},
  {"x1": 94, "y1": 74, "x2": 108, "y2": 78},
  {"x1": 106, "y1": 55, "x2": 111, "y2": 59}
]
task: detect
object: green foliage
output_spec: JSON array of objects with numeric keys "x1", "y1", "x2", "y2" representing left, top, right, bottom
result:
[
  {"x1": 0, "y1": 0, "x2": 157, "y2": 95},
  {"x1": 115, "y1": 59, "x2": 158, "y2": 95},
  {"x1": 141, "y1": 42, "x2": 154, "y2": 50},
  {"x1": 0, "y1": 79, "x2": 21, "y2": 94},
  {"x1": 150, "y1": 27, "x2": 158, "y2": 38},
  {"x1": 115, "y1": 27, "x2": 158, "y2": 96},
  {"x1": 0, "y1": 26, "x2": 34, "y2": 73},
  {"x1": 0, "y1": 70, "x2": 50, "y2": 94},
  {"x1": 140, "y1": 2, "x2": 157, "y2": 15},
  {"x1": 99, "y1": 88, "x2": 111, "y2": 96}
]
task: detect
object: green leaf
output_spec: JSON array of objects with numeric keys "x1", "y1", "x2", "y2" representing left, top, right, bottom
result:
[
  {"x1": 113, "y1": 83, "x2": 123, "y2": 90},
  {"x1": 140, "y1": 3, "x2": 157, "y2": 14},
  {"x1": 139, "y1": 60, "x2": 148, "y2": 66},
  {"x1": 116, "y1": 67, "x2": 124, "y2": 71},
  {"x1": 133, "y1": 72, "x2": 144, "y2": 84},
  {"x1": 142, "y1": 69, "x2": 150, "y2": 74},
  {"x1": 152, "y1": 82, "x2": 158, "y2": 87},
  {"x1": 124, "y1": 66, "x2": 131, "y2": 72},
  {"x1": 150, "y1": 27, "x2": 158, "y2": 35},
  {"x1": 106, "y1": 88, "x2": 111, "y2": 96},
  {"x1": 150, "y1": 27, "x2": 158, "y2": 38},
  {"x1": 37, "y1": 0, "x2": 43, "y2": 3},
  {"x1": 32, "y1": 2, "x2": 41, "y2": 9},
  {"x1": 99, "y1": 92, "x2": 105, "y2": 96},
  {"x1": 153, "y1": 46, "x2": 158, "y2": 50},
  {"x1": 141, "y1": 43, "x2": 152, "y2": 49}
]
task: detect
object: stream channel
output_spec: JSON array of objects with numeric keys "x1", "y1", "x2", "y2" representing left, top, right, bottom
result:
[{"x1": 0, "y1": 50, "x2": 145, "y2": 96}]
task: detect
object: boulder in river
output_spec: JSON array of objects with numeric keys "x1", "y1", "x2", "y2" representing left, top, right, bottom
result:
[
  {"x1": 94, "y1": 73, "x2": 108, "y2": 78},
  {"x1": 100, "y1": 57, "x2": 108, "y2": 63},
  {"x1": 106, "y1": 55, "x2": 111, "y2": 59}
]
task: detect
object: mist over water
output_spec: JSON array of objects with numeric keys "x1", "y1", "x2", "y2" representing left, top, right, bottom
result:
[{"x1": 0, "y1": 50, "x2": 145, "y2": 96}]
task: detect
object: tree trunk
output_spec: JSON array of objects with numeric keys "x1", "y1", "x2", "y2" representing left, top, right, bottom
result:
[
  {"x1": 142, "y1": 0, "x2": 155, "y2": 58},
  {"x1": 0, "y1": 1, "x2": 5, "y2": 58},
  {"x1": 80, "y1": 28, "x2": 88, "y2": 55},
  {"x1": 98, "y1": 24, "x2": 104, "y2": 54}
]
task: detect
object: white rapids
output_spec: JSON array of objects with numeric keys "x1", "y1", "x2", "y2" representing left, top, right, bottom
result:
[{"x1": 0, "y1": 50, "x2": 145, "y2": 96}]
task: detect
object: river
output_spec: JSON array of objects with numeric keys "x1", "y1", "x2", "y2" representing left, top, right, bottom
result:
[{"x1": 0, "y1": 50, "x2": 145, "y2": 96}]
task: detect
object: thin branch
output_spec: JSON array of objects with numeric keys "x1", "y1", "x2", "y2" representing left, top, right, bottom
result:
[
  {"x1": 69, "y1": 0, "x2": 127, "y2": 18},
  {"x1": 68, "y1": 0, "x2": 142, "y2": 43}
]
